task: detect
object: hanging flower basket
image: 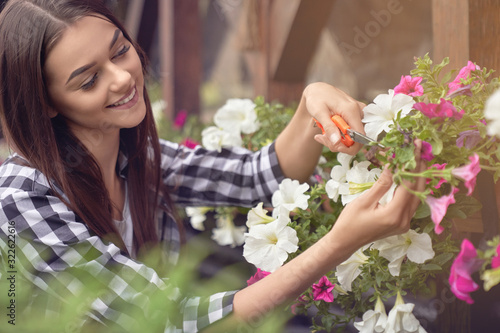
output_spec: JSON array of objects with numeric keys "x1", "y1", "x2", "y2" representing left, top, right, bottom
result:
[{"x1": 187, "y1": 54, "x2": 500, "y2": 332}]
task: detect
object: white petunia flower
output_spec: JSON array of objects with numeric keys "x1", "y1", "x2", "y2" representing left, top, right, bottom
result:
[
  {"x1": 339, "y1": 161, "x2": 381, "y2": 206},
  {"x1": 201, "y1": 126, "x2": 242, "y2": 152},
  {"x1": 214, "y1": 98, "x2": 260, "y2": 135},
  {"x1": 246, "y1": 202, "x2": 274, "y2": 228},
  {"x1": 185, "y1": 207, "x2": 211, "y2": 231},
  {"x1": 271, "y1": 178, "x2": 310, "y2": 218},
  {"x1": 372, "y1": 229, "x2": 435, "y2": 276},
  {"x1": 362, "y1": 89, "x2": 414, "y2": 140},
  {"x1": 484, "y1": 88, "x2": 500, "y2": 138},
  {"x1": 335, "y1": 247, "x2": 369, "y2": 292},
  {"x1": 385, "y1": 292, "x2": 428, "y2": 333},
  {"x1": 353, "y1": 296, "x2": 388, "y2": 333},
  {"x1": 243, "y1": 214, "x2": 299, "y2": 272},
  {"x1": 325, "y1": 153, "x2": 354, "y2": 202},
  {"x1": 211, "y1": 216, "x2": 246, "y2": 248}
]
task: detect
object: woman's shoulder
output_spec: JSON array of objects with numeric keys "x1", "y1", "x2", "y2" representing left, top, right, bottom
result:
[{"x1": 0, "y1": 154, "x2": 51, "y2": 195}]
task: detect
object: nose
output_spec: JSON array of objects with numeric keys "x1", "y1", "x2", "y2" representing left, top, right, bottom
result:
[{"x1": 107, "y1": 62, "x2": 131, "y2": 93}]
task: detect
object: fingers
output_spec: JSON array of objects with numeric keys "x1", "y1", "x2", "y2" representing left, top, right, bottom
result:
[
  {"x1": 388, "y1": 139, "x2": 426, "y2": 217},
  {"x1": 358, "y1": 165, "x2": 394, "y2": 207},
  {"x1": 304, "y1": 83, "x2": 364, "y2": 153}
]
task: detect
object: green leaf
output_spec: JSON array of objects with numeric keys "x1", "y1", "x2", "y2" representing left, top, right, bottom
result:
[
  {"x1": 421, "y1": 264, "x2": 442, "y2": 271},
  {"x1": 432, "y1": 253, "x2": 456, "y2": 266},
  {"x1": 414, "y1": 202, "x2": 430, "y2": 219}
]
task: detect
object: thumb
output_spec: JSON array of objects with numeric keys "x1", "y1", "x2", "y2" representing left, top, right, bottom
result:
[{"x1": 361, "y1": 165, "x2": 394, "y2": 204}]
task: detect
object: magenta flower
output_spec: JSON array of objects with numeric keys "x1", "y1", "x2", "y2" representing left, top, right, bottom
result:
[
  {"x1": 425, "y1": 187, "x2": 459, "y2": 234},
  {"x1": 456, "y1": 130, "x2": 482, "y2": 149},
  {"x1": 448, "y1": 61, "x2": 480, "y2": 95},
  {"x1": 312, "y1": 276, "x2": 335, "y2": 302},
  {"x1": 426, "y1": 163, "x2": 448, "y2": 194},
  {"x1": 414, "y1": 98, "x2": 464, "y2": 120},
  {"x1": 492, "y1": 244, "x2": 500, "y2": 269},
  {"x1": 394, "y1": 75, "x2": 424, "y2": 97},
  {"x1": 247, "y1": 268, "x2": 271, "y2": 286},
  {"x1": 291, "y1": 294, "x2": 308, "y2": 315},
  {"x1": 180, "y1": 137, "x2": 199, "y2": 149},
  {"x1": 451, "y1": 153, "x2": 480, "y2": 196},
  {"x1": 173, "y1": 109, "x2": 188, "y2": 129},
  {"x1": 447, "y1": 84, "x2": 473, "y2": 98},
  {"x1": 421, "y1": 140, "x2": 434, "y2": 161},
  {"x1": 449, "y1": 239, "x2": 482, "y2": 304}
]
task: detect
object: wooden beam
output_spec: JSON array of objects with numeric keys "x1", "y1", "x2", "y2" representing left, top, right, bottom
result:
[
  {"x1": 243, "y1": 0, "x2": 334, "y2": 105},
  {"x1": 270, "y1": 0, "x2": 336, "y2": 82}
]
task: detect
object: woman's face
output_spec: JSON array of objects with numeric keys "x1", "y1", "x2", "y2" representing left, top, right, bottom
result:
[{"x1": 44, "y1": 15, "x2": 146, "y2": 141}]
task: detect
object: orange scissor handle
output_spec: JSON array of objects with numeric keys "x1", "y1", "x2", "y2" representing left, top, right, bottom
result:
[
  {"x1": 313, "y1": 115, "x2": 354, "y2": 147},
  {"x1": 331, "y1": 115, "x2": 354, "y2": 147}
]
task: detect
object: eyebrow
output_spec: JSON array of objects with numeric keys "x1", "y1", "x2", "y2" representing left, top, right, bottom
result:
[{"x1": 65, "y1": 29, "x2": 122, "y2": 85}]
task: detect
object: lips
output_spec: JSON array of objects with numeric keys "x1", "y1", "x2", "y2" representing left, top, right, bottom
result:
[{"x1": 107, "y1": 86, "x2": 137, "y2": 108}]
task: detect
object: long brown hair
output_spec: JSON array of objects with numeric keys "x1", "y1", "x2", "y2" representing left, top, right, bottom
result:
[{"x1": 0, "y1": 0, "x2": 177, "y2": 254}]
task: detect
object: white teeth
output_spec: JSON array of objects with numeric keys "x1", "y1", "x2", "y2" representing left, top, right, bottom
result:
[{"x1": 110, "y1": 88, "x2": 136, "y2": 107}]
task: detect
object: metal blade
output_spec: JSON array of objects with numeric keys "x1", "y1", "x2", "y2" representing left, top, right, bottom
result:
[{"x1": 347, "y1": 129, "x2": 385, "y2": 148}]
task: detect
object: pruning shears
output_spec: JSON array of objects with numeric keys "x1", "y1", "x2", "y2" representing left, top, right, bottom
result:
[{"x1": 313, "y1": 115, "x2": 384, "y2": 148}]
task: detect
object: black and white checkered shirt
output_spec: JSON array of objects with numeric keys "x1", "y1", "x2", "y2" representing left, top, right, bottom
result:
[{"x1": 0, "y1": 139, "x2": 284, "y2": 332}]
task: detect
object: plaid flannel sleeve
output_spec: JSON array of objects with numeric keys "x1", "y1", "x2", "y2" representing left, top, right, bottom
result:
[
  {"x1": 159, "y1": 139, "x2": 285, "y2": 208},
  {"x1": 0, "y1": 162, "x2": 236, "y2": 332}
]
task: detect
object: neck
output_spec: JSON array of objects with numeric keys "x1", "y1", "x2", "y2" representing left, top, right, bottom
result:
[
  {"x1": 73, "y1": 128, "x2": 125, "y2": 219},
  {"x1": 78, "y1": 129, "x2": 120, "y2": 180}
]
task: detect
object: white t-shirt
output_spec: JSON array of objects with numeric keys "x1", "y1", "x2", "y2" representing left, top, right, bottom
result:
[{"x1": 113, "y1": 184, "x2": 134, "y2": 257}]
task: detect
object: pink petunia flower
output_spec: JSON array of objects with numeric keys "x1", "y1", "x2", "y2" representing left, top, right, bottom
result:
[
  {"x1": 247, "y1": 268, "x2": 271, "y2": 286},
  {"x1": 451, "y1": 153, "x2": 481, "y2": 196},
  {"x1": 492, "y1": 244, "x2": 500, "y2": 269},
  {"x1": 414, "y1": 98, "x2": 464, "y2": 120},
  {"x1": 448, "y1": 61, "x2": 480, "y2": 95},
  {"x1": 425, "y1": 187, "x2": 459, "y2": 234},
  {"x1": 421, "y1": 140, "x2": 434, "y2": 161},
  {"x1": 312, "y1": 276, "x2": 335, "y2": 302},
  {"x1": 449, "y1": 239, "x2": 482, "y2": 304},
  {"x1": 180, "y1": 137, "x2": 200, "y2": 149},
  {"x1": 394, "y1": 75, "x2": 424, "y2": 97},
  {"x1": 426, "y1": 163, "x2": 448, "y2": 194},
  {"x1": 173, "y1": 109, "x2": 188, "y2": 129}
]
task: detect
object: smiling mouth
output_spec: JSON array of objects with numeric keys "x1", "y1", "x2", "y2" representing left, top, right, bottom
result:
[{"x1": 108, "y1": 87, "x2": 136, "y2": 107}]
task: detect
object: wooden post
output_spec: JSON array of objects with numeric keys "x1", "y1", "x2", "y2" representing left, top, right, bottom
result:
[
  {"x1": 432, "y1": 2, "x2": 500, "y2": 331},
  {"x1": 158, "y1": 0, "x2": 174, "y2": 120},
  {"x1": 172, "y1": 0, "x2": 202, "y2": 117},
  {"x1": 158, "y1": 0, "x2": 202, "y2": 120},
  {"x1": 432, "y1": 0, "x2": 500, "y2": 74}
]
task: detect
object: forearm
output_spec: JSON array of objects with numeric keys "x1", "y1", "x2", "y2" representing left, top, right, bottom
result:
[
  {"x1": 274, "y1": 94, "x2": 323, "y2": 182},
  {"x1": 232, "y1": 229, "x2": 351, "y2": 321}
]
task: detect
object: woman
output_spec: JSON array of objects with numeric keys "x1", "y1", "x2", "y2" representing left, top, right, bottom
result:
[{"x1": 0, "y1": 0, "x2": 425, "y2": 331}]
